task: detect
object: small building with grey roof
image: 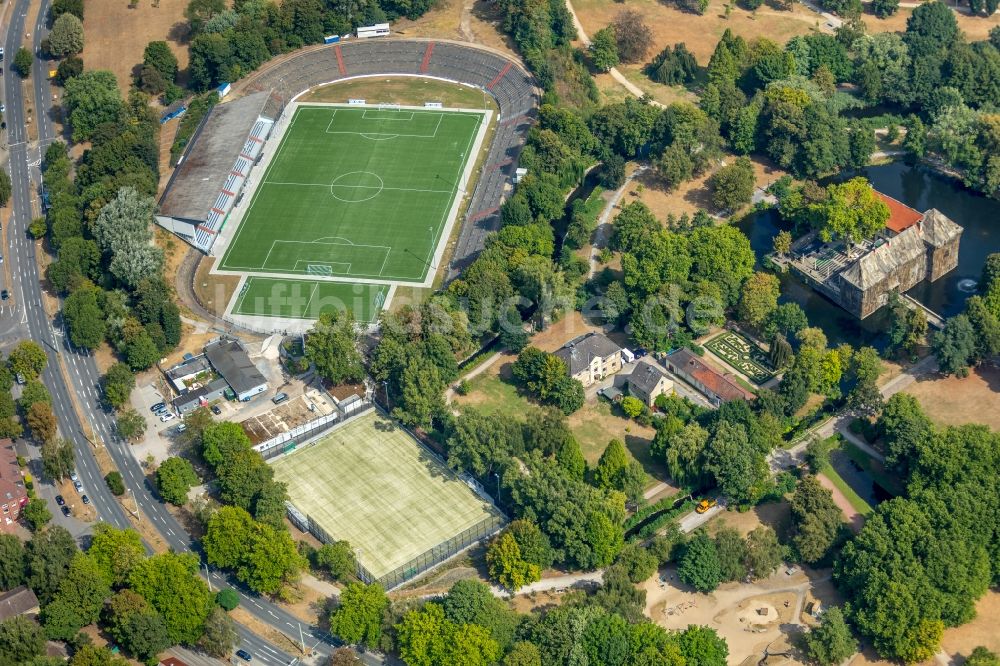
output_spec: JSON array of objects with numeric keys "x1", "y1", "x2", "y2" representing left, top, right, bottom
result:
[
  {"x1": 155, "y1": 91, "x2": 283, "y2": 253},
  {"x1": 204, "y1": 338, "x2": 268, "y2": 401},
  {"x1": 625, "y1": 359, "x2": 674, "y2": 406},
  {"x1": 0, "y1": 586, "x2": 39, "y2": 621},
  {"x1": 554, "y1": 332, "x2": 623, "y2": 387}
]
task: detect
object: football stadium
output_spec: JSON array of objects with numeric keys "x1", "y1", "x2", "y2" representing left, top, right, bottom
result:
[{"x1": 158, "y1": 40, "x2": 538, "y2": 331}]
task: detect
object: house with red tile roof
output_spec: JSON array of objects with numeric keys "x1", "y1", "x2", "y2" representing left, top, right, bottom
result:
[{"x1": 664, "y1": 349, "x2": 754, "y2": 407}]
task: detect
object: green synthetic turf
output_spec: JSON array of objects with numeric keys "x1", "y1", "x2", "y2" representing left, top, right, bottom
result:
[
  {"x1": 271, "y1": 410, "x2": 501, "y2": 580},
  {"x1": 219, "y1": 106, "x2": 483, "y2": 283},
  {"x1": 232, "y1": 277, "x2": 388, "y2": 322}
]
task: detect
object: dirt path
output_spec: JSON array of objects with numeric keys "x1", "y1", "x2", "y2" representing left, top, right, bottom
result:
[
  {"x1": 588, "y1": 165, "x2": 648, "y2": 278},
  {"x1": 816, "y1": 473, "x2": 864, "y2": 533},
  {"x1": 445, "y1": 351, "x2": 504, "y2": 404}
]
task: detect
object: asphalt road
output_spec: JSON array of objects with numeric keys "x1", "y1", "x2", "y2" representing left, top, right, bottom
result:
[{"x1": 2, "y1": 2, "x2": 363, "y2": 664}]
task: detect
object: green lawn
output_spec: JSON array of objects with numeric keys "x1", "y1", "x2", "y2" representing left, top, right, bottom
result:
[
  {"x1": 232, "y1": 277, "x2": 388, "y2": 322},
  {"x1": 818, "y1": 435, "x2": 874, "y2": 518},
  {"x1": 219, "y1": 105, "x2": 484, "y2": 283}
]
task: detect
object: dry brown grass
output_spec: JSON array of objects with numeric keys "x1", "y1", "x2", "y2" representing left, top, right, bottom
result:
[
  {"x1": 903, "y1": 365, "x2": 1000, "y2": 431},
  {"x1": 861, "y1": 6, "x2": 1000, "y2": 41},
  {"x1": 194, "y1": 256, "x2": 241, "y2": 319},
  {"x1": 573, "y1": 0, "x2": 821, "y2": 62},
  {"x1": 620, "y1": 156, "x2": 786, "y2": 221},
  {"x1": 394, "y1": 0, "x2": 519, "y2": 58},
  {"x1": 82, "y1": 0, "x2": 190, "y2": 97}
]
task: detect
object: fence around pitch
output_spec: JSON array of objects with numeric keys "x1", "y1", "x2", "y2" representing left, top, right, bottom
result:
[
  {"x1": 257, "y1": 399, "x2": 373, "y2": 461},
  {"x1": 354, "y1": 512, "x2": 505, "y2": 589}
]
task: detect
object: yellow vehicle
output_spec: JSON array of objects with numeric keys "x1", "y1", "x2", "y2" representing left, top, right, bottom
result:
[{"x1": 695, "y1": 499, "x2": 717, "y2": 514}]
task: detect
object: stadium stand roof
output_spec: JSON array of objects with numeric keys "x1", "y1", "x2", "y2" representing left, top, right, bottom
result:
[{"x1": 156, "y1": 91, "x2": 282, "y2": 253}]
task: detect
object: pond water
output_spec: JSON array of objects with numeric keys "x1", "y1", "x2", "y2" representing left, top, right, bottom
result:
[{"x1": 737, "y1": 161, "x2": 1000, "y2": 348}]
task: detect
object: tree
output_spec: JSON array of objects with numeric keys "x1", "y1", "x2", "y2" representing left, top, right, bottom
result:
[
  {"x1": 155, "y1": 456, "x2": 199, "y2": 505},
  {"x1": 738, "y1": 272, "x2": 780, "y2": 329},
  {"x1": 128, "y1": 552, "x2": 213, "y2": 645},
  {"x1": 872, "y1": 0, "x2": 899, "y2": 16},
  {"x1": 593, "y1": 439, "x2": 646, "y2": 503},
  {"x1": 18, "y1": 380, "x2": 51, "y2": 413},
  {"x1": 705, "y1": 422, "x2": 770, "y2": 504},
  {"x1": 44, "y1": 553, "x2": 111, "y2": 639},
  {"x1": 25, "y1": 525, "x2": 77, "y2": 603},
  {"x1": 678, "y1": 532, "x2": 723, "y2": 592},
  {"x1": 41, "y1": 438, "x2": 75, "y2": 481},
  {"x1": 142, "y1": 41, "x2": 178, "y2": 83},
  {"x1": 791, "y1": 476, "x2": 844, "y2": 563},
  {"x1": 648, "y1": 43, "x2": 699, "y2": 86},
  {"x1": 0, "y1": 534, "x2": 24, "y2": 590},
  {"x1": 820, "y1": 178, "x2": 890, "y2": 246},
  {"x1": 656, "y1": 143, "x2": 694, "y2": 191},
  {"x1": 185, "y1": 0, "x2": 226, "y2": 33},
  {"x1": 613, "y1": 9, "x2": 652, "y2": 63},
  {"x1": 63, "y1": 70, "x2": 126, "y2": 141},
  {"x1": 48, "y1": 12, "x2": 84, "y2": 56},
  {"x1": 55, "y1": 55, "x2": 83, "y2": 84},
  {"x1": 621, "y1": 396, "x2": 645, "y2": 418},
  {"x1": 442, "y1": 579, "x2": 519, "y2": 650},
  {"x1": 487, "y1": 531, "x2": 541, "y2": 591},
  {"x1": 13, "y1": 47, "x2": 32, "y2": 78},
  {"x1": 70, "y1": 645, "x2": 130, "y2": 666},
  {"x1": 967, "y1": 648, "x2": 1000, "y2": 666},
  {"x1": 709, "y1": 157, "x2": 755, "y2": 211},
  {"x1": 198, "y1": 606, "x2": 238, "y2": 658},
  {"x1": 313, "y1": 542, "x2": 356, "y2": 581},
  {"x1": 102, "y1": 363, "x2": 136, "y2": 408},
  {"x1": 329, "y1": 583, "x2": 388, "y2": 649},
  {"x1": 22, "y1": 499, "x2": 52, "y2": 531},
  {"x1": 933, "y1": 314, "x2": 977, "y2": 375},
  {"x1": 8, "y1": 340, "x2": 47, "y2": 379},
  {"x1": 714, "y1": 527, "x2": 749, "y2": 582},
  {"x1": 745, "y1": 526, "x2": 782, "y2": 579},
  {"x1": 201, "y1": 421, "x2": 251, "y2": 468},
  {"x1": 89, "y1": 525, "x2": 144, "y2": 586},
  {"x1": 216, "y1": 588, "x2": 240, "y2": 611},
  {"x1": 0, "y1": 169, "x2": 11, "y2": 207},
  {"x1": 590, "y1": 27, "x2": 620, "y2": 72},
  {"x1": 679, "y1": 625, "x2": 729, "y2": 666},
  {"x1": 804, "y1": 606, "x2": 857, "y2": 665},
  {"x1": 0, "y1": 615, "x2": 45, "y2": 663},
  {"x1": 27, "y1": 403, "x2": 57, "y2": 444},
  {"x1": 116, "y1": 409, "x2": 147, "y2": 441},
  {"x1": 306, "y1": 311, "x2": 365, "y2": 385}
]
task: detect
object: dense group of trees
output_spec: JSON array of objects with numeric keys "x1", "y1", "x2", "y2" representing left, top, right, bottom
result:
[
  {"x1": 932, "y1": 252, "x2": 1000, "y2": 374},
  {"x1": 40, "y1": 69, "x2": 181, "y2": 428},
  {"x1": 834, "y1": 395, "x2": 999, "y2": 662},
  {"x1": 0, "y1": 524, "x2": 237, "y2": 665},
  {"x1": 182, "y1": 0, "x2": 436, "y2": 91},
  {"x1": 328, "y1": 572, "x2": 731, "y2": 666},
  {"x1": 190, "y1": 421, "x2": 305, "y2": 595}
]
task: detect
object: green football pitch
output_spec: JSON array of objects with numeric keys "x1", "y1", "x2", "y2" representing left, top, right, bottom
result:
[
  {"x1": 218, "y1": 105, "x2": 484, "y2": 283},
  {"x1": 232, "y1": 277, "x2": 389, "y2": 323}
]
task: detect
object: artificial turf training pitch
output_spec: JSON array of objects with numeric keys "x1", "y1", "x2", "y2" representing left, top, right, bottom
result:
[
  {"x1": 231, "y1": 277, "x2": 389, "y2": 324},
  {"x1": 218, "y1": 105, "x2": 484, "y2": 285},
  {"x1": 271, "y1": 410, "x2": 501, "y2": 581}
]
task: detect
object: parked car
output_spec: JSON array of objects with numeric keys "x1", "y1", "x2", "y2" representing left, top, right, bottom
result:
[
  {"x1": 73, "y1": 480, "x2": 83, "y2": 492},
  {"x1": 0, "y1": 290, "x2": 8, "y2": 300},
  {"x1": 271, "y1": 392, "x2": 289, "y2": 405},
  {"x1": 235, "y1": 649, "x2": 253, "y2": 661},
  {"x1": 61, "y1": 506, "x2": 71, "y2": 517},
  {"x1": 159, "y1": 412, "x2": 176, "y2": 422},
  {"x1": 81, "y1": 495, "x2": 90, "y2": 505},
  {"x1": 211, "y1": 405, "x2": 222, "y2": 415},
  {"x1": 150, "y1": 402, "x2": 166, "y2": 413},
  {"x1": 55, "y1": 495, "x2": 64, "y2": 506},
  {"x1": 70, "y1": 471, "x2": 78, "y2": 482}
]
